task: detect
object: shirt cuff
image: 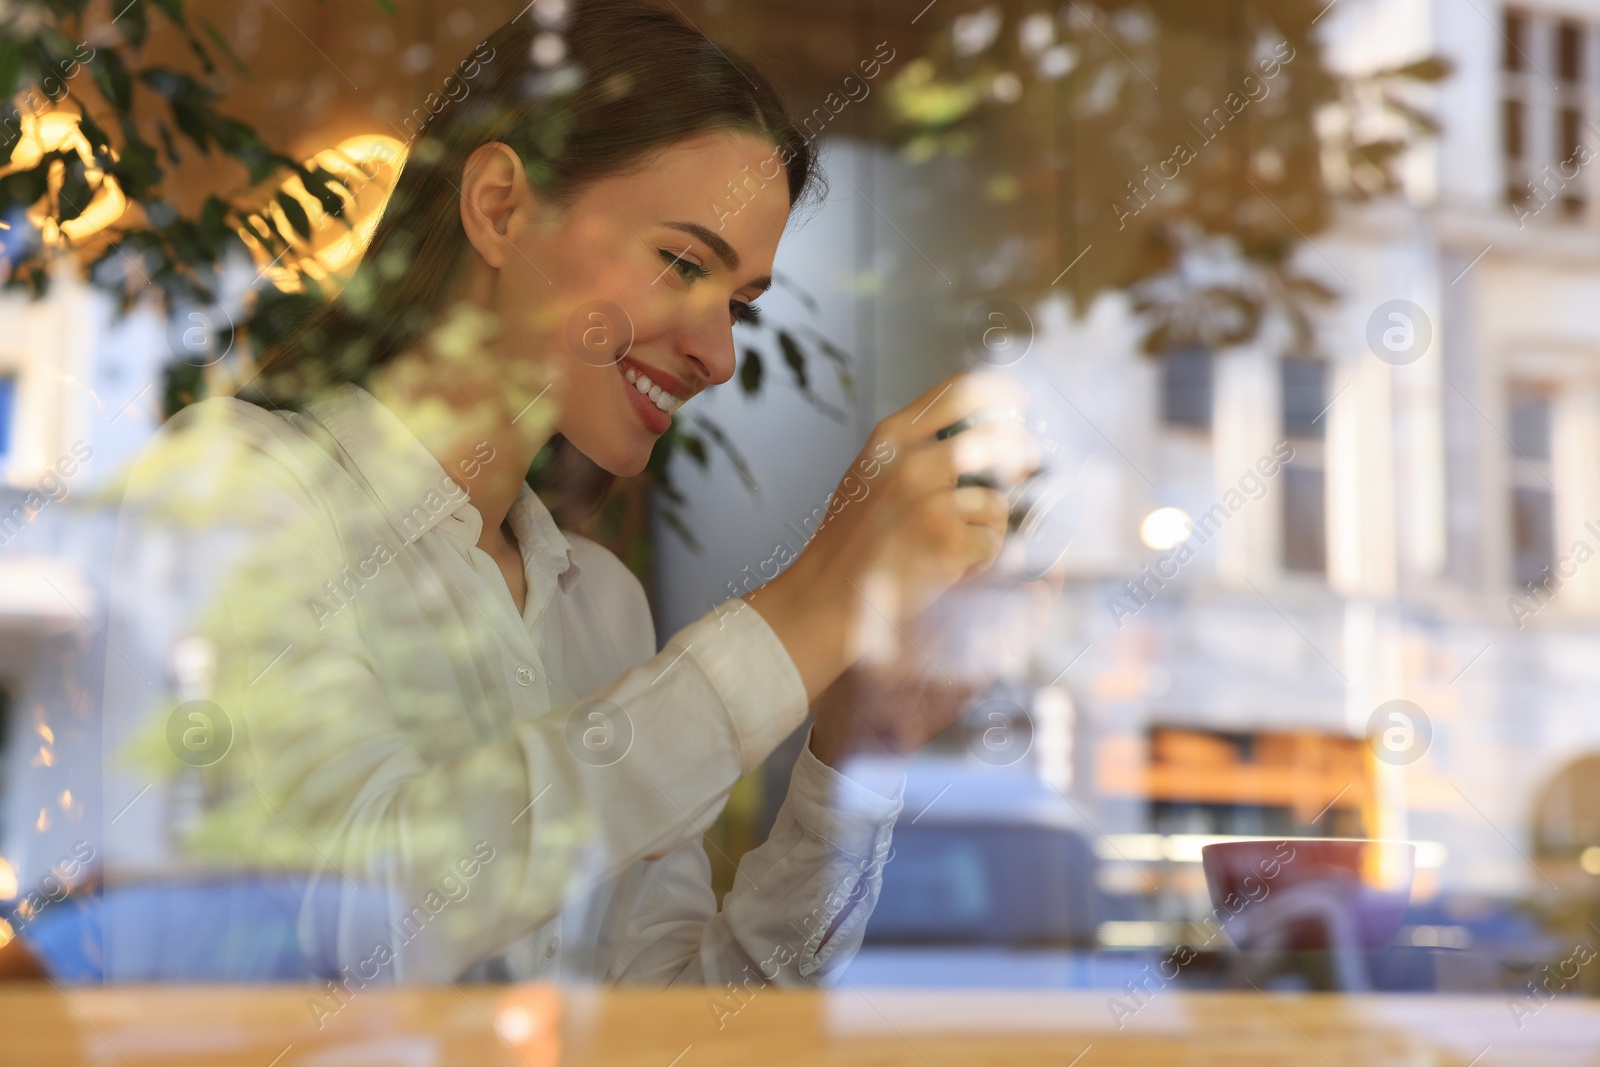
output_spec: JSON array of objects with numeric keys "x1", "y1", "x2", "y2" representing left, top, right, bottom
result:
[
  {"x1": 784, "y1": 726, "x2": 905, "y2": 857},
  {"x1": 678, "y1": 598, "x2": 810, "y2": 776}
]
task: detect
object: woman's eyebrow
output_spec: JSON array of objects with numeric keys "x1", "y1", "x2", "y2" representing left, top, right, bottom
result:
[{"x1": 665, "y1": 222, "x2": 740, "y2": 270}]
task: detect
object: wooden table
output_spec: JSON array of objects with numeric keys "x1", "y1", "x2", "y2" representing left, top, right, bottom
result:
[{"x1": 2, "y1": 984, "x2": 1598, "y2": 1065}]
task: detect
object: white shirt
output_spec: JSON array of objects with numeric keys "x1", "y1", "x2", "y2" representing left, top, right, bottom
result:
[{"x1": 98, "y1": 383, "x2": 902, "y2": 986}]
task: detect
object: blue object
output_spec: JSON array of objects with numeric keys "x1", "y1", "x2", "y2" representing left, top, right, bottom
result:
[{"x1": 0, "y1": 374, "x2": 15, "y2": 458}]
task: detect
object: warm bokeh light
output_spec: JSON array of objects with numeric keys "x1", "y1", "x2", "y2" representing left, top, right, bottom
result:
[
  {"x1": 0, "y1": 857, "x2": 16, "y2": 900},
  {"x1": 1, "y1": 110, "x2": 128, "y2": 244},
  {"x1": 238, "y1": 133, "x2": 406, "y2": 292},
  {"x1": 1582, "y1": 845, "x2": 1600, "y2": 875},
  {"x1": 494, "y1": 985, "x2": 561, "y2": 1067},
  {"x1": 1139, "y1": 506, "x2": 1193, "y2": 551}
]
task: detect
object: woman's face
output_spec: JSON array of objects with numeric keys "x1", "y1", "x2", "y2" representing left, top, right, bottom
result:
[{"x1": 486, "y1": 132, "x2": 793, "y2": 477}]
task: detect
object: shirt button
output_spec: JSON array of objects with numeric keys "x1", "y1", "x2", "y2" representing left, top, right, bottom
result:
[
  {"x1": 545, "y1": 937, "x2": 560, "y2": 958},
  {"x1": 515, "y1": 666, "x2": 536, "y2": 686}
]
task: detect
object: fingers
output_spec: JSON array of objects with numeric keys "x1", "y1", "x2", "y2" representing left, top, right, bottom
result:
[
  {"x1": 941, "y1": 416, "x2": 1042, "y2": 488},
  {"x1": 952, "y1": 484, "x2": 1009, "y2": 529},
  {"x1": 961, "y1": 510, "x2": 1007, "y2": 575},
  {"x1": 899, "y1": 418, "x2": 1041, "y2": 499},
  {"x1": 884, "y1": 372, "x2": 1032, "y2": 446}
]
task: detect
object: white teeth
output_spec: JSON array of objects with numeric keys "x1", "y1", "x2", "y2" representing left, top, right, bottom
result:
[{"x1": 622, "y1": 364, "x2": 683, "y2": 413}]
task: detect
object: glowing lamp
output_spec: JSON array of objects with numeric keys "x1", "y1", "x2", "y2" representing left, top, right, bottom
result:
[
  {"x1": 1139, "y1": 506, "x2": 1193, "y2": 551},
  {"x1": 238, "y1": 134, "x2": 406, "y2": 292},
  {"x1": 0, "y1": 110, "x2": 128, "y2": 244}
]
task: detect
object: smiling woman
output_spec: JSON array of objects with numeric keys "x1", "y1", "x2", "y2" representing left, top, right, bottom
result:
[{"x1": 75, "y1": 0, "x2": 1053, "y2": 992}]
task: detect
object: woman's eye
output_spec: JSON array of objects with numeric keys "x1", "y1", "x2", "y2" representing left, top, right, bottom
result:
[
  {"x1": 731, "y1": 302, "x2": 762, "y2": 326},
  {"x1": 658, "y1": 249, "x2": 709, "y2": 285}
]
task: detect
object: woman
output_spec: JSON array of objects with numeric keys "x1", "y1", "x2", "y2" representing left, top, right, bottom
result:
[{"x1": 93, "y1": 0, "x2": 1048, "y2": 988}]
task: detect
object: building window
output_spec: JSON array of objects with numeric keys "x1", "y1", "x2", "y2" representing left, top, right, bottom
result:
[
  {"x1": 1505, "y1": 10, "x2": 1527, "y2": 72},
  {"x1": 0, "y1": 681, "x2": 11, "y2": 855},
  {"x1": 1504, "y1": 98, "x2": 1526, "y2": 160},
  {"x1": 1160, "y1": 346, "x2": 1211, "y2": 430},
  {"x1": 1280, "y1": 358, "x2": 1327, "y2": 575},
  {"x1": 1504, "y1": 10, "x2": 1591, "y2": 221},
  {"x1": 1508, "y1": 383, "x2": 1556, "y2": 589},
  {"x1": 0, "y1": 374, "x2": 14, "y2": 459},
  {"x1": 1558, "y1": 21, "x2": 1583, "y2": 83}
]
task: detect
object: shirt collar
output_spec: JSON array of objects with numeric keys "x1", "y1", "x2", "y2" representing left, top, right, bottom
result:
[
  {"x1": 304, "y1": 384, "x2": 473, "y2": 545},
  {"x1": 507, "y1": 483, "x2": 581, "y2": 595},
  {"x1": 303, "y1": 384, "x2": 579, "y2": 591}
]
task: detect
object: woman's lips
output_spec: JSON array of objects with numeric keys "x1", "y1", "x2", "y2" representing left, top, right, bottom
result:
[
  {"x1": 618, "y1": 356, "x2": 691, "y2": 399},
  {"x1": 619, "y1": 360, "x2": 674, "y2": 434}
]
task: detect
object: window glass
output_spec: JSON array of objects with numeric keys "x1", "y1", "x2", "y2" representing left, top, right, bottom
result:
[{"x1": 1160, "y1": 347, "x2": 1212, "y2": 430}]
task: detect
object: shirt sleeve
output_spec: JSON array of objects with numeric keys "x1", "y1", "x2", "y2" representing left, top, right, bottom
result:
[
  {"x1": 600, "y1": 726, "x2": 904, "y2": 990},
  {"x1": 100, "y1": 400, "x2": 813, "y2": 983}
]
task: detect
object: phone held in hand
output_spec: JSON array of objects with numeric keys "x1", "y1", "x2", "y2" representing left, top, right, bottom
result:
[{"x1": 937, "y1": 408, "x2": 1083, "y2": 581}]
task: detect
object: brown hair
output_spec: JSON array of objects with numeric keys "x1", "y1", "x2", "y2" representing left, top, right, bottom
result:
[{"x1": 245, "y1": 0, "x2": 821, "y2": 521}]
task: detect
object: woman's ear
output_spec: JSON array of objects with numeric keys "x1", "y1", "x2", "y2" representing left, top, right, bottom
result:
[{"x1": 459, "y1": 142, "x2": 527, "y2": 270}]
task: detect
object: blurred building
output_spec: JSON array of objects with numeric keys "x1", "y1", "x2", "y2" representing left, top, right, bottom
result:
[
  {"x1": 2, "y1": 0, "x2": 1599, "y2": 963},
  {"x1": 658, "y1": 0, "x2": 1600, "y2": 929}
]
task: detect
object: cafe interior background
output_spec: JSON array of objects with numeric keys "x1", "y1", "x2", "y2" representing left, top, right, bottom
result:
[{"x1": 1, "y1": 0, "x2": 1599, "y2": 1006}]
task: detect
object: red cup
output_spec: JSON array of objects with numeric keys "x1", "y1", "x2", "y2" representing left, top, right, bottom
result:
[{"x1": 1199, "y1": 839, "x2": 1416, "y2": 952}]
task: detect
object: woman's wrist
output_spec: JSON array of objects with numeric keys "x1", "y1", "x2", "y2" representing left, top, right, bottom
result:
[{"x1": 746, "y1": 565, "x2": 855, "y2": 703}]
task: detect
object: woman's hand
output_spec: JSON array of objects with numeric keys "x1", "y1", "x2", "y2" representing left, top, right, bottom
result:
[
  {"x1": 806, "y1": 569, "x2": 1060, "y2": 768},
  {"x1": 751, "y1": 372, "x2": 1041, "y2": 700}
]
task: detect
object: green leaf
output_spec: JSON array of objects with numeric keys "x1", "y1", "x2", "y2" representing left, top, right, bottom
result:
[
  {"x1": 0, "y1": 162, "x2": 49, "y2": 213},
  {"x1": 75, "y1": 108, "x2": 112, "y2": 159},
  {"x1": 200, "y1": 18, "x2": 249, "y2": 78},
  {"x1": 0, "y1": 106, "x2": 22, "y2": 166},
  {"x1": 150, "y1": 0, "x2": 187, "y2": 22},
  {"x1": 199, "y1": 195, "x2": 228, "y2": 239},
  {"x1": 738, "y1": 348, "x2": 763, "y2": 395},
  {"x1": 373, "y1": 0, "x2": 398, "y2": 11},
  {"x1": 119, "y1": 1, "x2": 149, "y2": 48},
  {"x1": 111, "y1": 114, "x2": 163, "y2": 196},
  {"x1": 680, "y1": 433, "x2": 708, "y2": 467},
  {"x1": 1378, "y1": 56, "x2": 1454, "y2": 83},
  {"x1": 155, "y1": 119, "x2": 181, "y2": 167},
  {"x1": 57, "y1": 154, "x2": 93, "y2": 223},
  {"x1": 694, "y1": 417, "x2": 759, "y2": 491},
  {"x1": 215, "y1": 120, "x2": 285, "y2": 185},
  {"x1": 298, "y1": 165, "x2": 348, "y2": 218},
  {"x1": 275, "y1": 190, "x2": 312, "y2": 242},
  {"x1": 0, "y1": 42, "x2": 25, "y2": 99},
  {"x1": 778, "y1": 330, "x2": 808, "y2": 390},
  {"x1": 89, "y1": 49, "x2": 134, "y2": 111},
  {"x1": 237, "y1": 211, "x2": 279, "y2": 252},
  {"x1": 658, "y1": 508, "x2": 701, "y2": 552}
]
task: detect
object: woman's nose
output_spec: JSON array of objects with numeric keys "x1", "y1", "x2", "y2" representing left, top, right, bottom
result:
[{"x1": 682, "y1": 315, "x2": 738, "y2": 385}]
